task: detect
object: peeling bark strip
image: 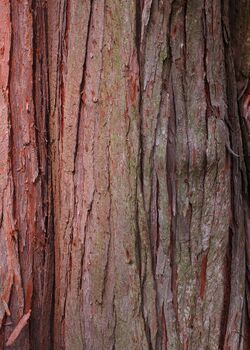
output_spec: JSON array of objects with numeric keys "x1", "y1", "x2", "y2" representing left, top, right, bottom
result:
[
  {"x1": 5, "y1": 310, "x2": 31, "y2": 347},
  {"x1": 0, "y1": 0, "x2": 249, "y2": 349}
]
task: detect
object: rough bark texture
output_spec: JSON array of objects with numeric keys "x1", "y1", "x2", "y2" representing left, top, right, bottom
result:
[
  {"x1": 0, "y1": 0, "x2": 249, "y2": 349},
  {"x1": 0, "y1": 1, "x2": 53, "y2": 350}
]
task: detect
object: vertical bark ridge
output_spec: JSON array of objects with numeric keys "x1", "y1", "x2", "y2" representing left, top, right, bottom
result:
[
  {"x1": 229, "y1": 5, "x2": 250, "y2": 343},
  {"x1": 47, "y1": 0, "x2": 93, "y2": 347},
  {"x1": 31, "y1": 1, "x2": 54, "y2": 349},
  {"x1": 225, "y1": 0, "x2": 250, "y2": 348},
  {"x1": 49, "y1": 0, "x2": 158, "y2": 347},
  {"x1": 9, "y1": 5, "x2": 36, "y2": 344},
  {"x1": 140, "y1": 0, "x2": 248, "y2": 348},
  {"x1": 0, "y1": 1, "x2": 19, "y2": 348},
  {"x1": 0, "y1": 1, "x2": 52, "y2": 349}
]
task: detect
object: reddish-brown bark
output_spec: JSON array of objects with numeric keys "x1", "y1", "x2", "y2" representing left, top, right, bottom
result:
[
  {"x1": 0, "y1": 0, "x2": 249, "y2": 349},
  {"x1": 0, "y1": 1, "x2": 53, "y2": 349}
]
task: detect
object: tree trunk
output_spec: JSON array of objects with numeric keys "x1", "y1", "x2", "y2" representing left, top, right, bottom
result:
[{"x1": 0, "y1": 0, "x2": 249, "y2": 349}]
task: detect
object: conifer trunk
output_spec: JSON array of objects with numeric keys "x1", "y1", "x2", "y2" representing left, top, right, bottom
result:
[{"x1": 0, "y1": 0, "x2": 249, "y2": 349}]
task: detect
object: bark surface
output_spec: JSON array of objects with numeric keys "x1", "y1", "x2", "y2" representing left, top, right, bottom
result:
[{"x1": 0, "y1": 0, "x2": 249, "y2": 349}]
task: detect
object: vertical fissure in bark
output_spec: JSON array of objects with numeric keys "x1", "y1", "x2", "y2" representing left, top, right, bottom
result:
[
  {"x1": 69, "y1": 0, "x2": 94, "y2": 292},
  {"x1": 219, "y1": 226, "x2": 233, "y2": 348},
  {"x1": 149, "y1": 88, "x2": 164, "y2": 272},
  {"x1": 54, "y1": 0, "x2": 68, "y2": 136},
  {"x1": 135, "y1": 0, "x2": 142, "y2": 65},
  {"x1": 73, "y1": 0, "x2": 93, "y2": 170},
  {"x1": 31, "y1": 0, "x2": 39, "y2": 175},
  {"x1": 239, "y1": 81, "x2": 250, "y2": 196},
  {"x1": 202, "y1": 5, "x2": 209, "y2": 223},
  {"x1": 136, "y1": 2, "x2": 146, "y2": 208},
  {"x1": 222, "y1": 0, "x2": 250, "y2": 347},
  {"x1": 167, "y1": 71, "x2": 179, "y2": 334}
]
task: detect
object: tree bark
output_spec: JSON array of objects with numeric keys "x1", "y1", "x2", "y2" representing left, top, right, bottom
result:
[{"x1": 0, "y1": 0, "x2": 249, "y2": 349}]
